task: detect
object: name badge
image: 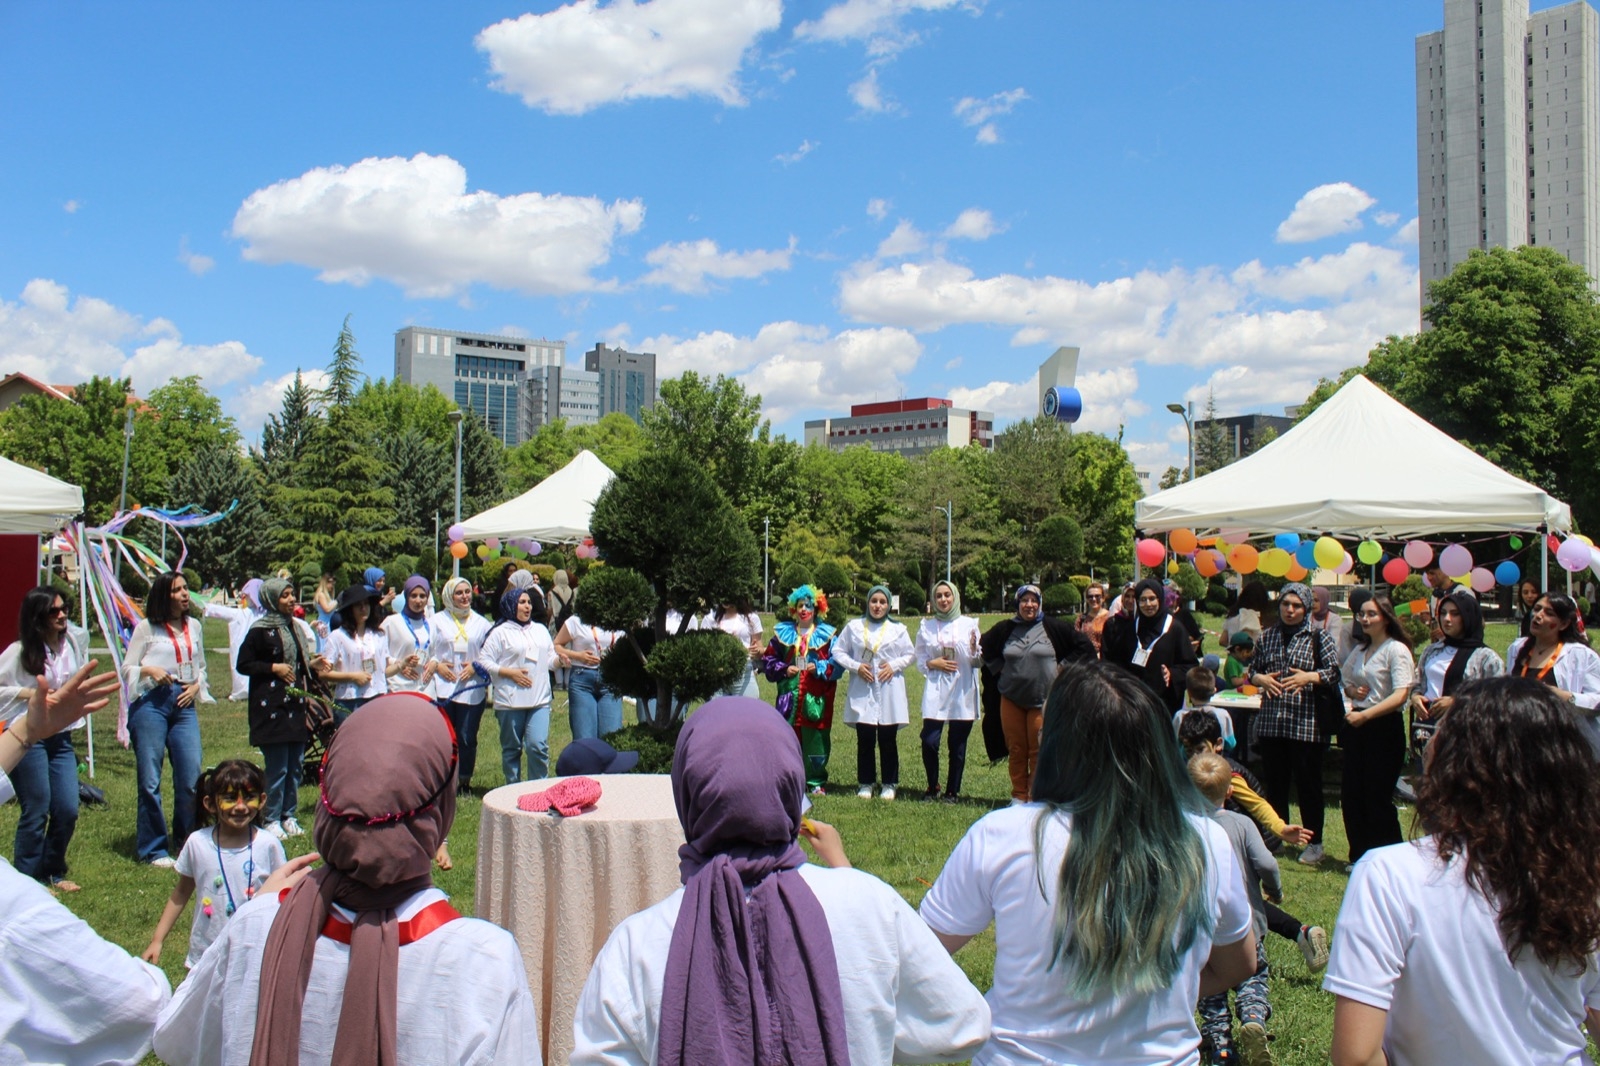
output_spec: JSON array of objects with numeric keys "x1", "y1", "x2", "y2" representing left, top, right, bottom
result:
[
  {"x1": 1131, "y1": 645, "x2": 1152, "y2": 668},
  {"x1": 525, "y1": 646, "x2": 542, "y2": 662},
  {"x1": 939, "y1": 646, "x2": 956, "y2": 662},
  {"x1": 361, "y1": 657, "x2": 376, "y2": 675},
  {"x1": 175, "y1": 663, "x2": 196, "y2": 684}
]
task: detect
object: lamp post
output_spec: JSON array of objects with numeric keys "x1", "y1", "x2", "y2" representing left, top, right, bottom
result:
[
  {"x1": 448, "y1": 410, "x2": 464, "y2": 578},
  {"x1": 934, "y1": 501, "x2": 953, "y2": 584},
  {"x1": 763, "y1": 516, "x2": 770, "y2": 612},
  {"x1": 1166, "y1": 401, "x2": 1195, "y2": 481},
  {"x1": 117, "y1": 401, "x2": 135, "y2": 514}
]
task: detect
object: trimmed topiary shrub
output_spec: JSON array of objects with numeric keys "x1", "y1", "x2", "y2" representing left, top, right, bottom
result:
[
  {"x1": 602, "y1": 719, "x2": 684, "y2": 774},
  {"x1": 1041, "y1": 582, "x2": 1082, "y2": 613}
]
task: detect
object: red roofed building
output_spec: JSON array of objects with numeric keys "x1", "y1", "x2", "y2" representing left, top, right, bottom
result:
[
  {"x1": 804, "y1": 397, "x2": 994, "y2": 456},
  {"x1": 0, "y1": 373, "x2": 77, "y2": 414}
]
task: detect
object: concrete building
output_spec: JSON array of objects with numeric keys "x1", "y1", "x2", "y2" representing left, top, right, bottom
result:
[
  {"x1": 524, "y1": 364, "x2": 604, "y2": 431},
  {"x1": 1417, "y1": 0, "x2": 1600, "y2": 300},
  {"x1": 1192, "y1": 412, "x2": 1295, "y2": 462},
  {"x1": 394, "y1": 326, "x2": 566, "y2": 446},
  {"x1": 583, "y1": 344, "x2": 656, "y2": 423},
  {"x1": 804, "y1": 399, "x2": 995, "y2": 456}
]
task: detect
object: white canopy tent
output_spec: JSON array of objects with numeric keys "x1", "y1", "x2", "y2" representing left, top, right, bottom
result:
[
  {"x1": 0, "y1": 454, "x2": 83, "y2": 533},
  {"x1": 459, "y1": 449, "x2": 616, "y2": 542},
  {"x1": 1136, "y1": 375, "x2": 1571, "y2": 539}
]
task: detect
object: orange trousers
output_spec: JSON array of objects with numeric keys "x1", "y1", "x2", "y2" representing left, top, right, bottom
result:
[{"x1": 1000, "y1": 696, "x2": 1043, "y2": 801}]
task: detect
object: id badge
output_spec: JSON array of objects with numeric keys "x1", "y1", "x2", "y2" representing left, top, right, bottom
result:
[
  {"x1": 1131, "y1": 644, "x2": 1152, "y2": 668},
  {"x1": 361, "y1": 657, "x2": 376, "y2": 675},
  {"x1": 175, "y1": 662, "x2": 196, "y2": 684},
  {"x1": 525, "y1": 645, "x2": 542, "y2": 663},
  {"x1": 939, "y1": 646, "x2": 956, "y2": 662}
]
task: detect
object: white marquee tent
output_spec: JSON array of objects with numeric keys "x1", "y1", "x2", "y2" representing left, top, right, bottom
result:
[
  {"x1": 1135, "y1": 375, "x2": 1571, "y2": 538},
  {"x1": 0, "y1": 454, "x2": 83, "y2": 533},
  {"x1": 459, "y1": 449, "x2": 615, "y2": 542}
]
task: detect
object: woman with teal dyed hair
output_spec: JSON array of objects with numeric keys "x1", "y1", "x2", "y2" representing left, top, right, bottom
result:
[
  {"x1": 921, "y1": 658, "x2": 1259, "y2": 1064},
  {"x1": 761, "y1": 585, "x2": 844, "y2": 794}
]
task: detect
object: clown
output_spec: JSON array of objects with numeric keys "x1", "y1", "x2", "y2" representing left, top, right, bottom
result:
[{"x1": 762, "y1": 585, "x2": 844, "y2": 793}]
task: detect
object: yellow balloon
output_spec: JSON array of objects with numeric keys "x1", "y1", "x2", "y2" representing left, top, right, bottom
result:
[
  {"x1": 1258, "y1": 548, "x2": 1291, "y2": 577},
  {"x1": 1167, "y1": 560, "x2": 1180, "y2": 575},
  {"x1": 1313, "y1": 536, "x2": 1344, "y2": 570}
]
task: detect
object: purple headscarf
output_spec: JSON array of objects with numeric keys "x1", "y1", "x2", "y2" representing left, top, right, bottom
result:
[
  {"x1": 659, "y1": 697, "x2": 850, "y2": 1066},
  {"x1": 240, "y1": 578, "x2": 264, "y2": 612}
]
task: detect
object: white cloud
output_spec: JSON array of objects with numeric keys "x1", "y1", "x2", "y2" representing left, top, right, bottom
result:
[
  {"x1": 641, "y1": 321, "x2": 923, "y2": 421},
  {"x1": 942, "y1": 207, "x2": 1000, "y2": 241},
  {"x1": 875, "y1": 219, "x2": 928, "y2": 258},
  {"x1": 775, "y1": 139, "x2": 817, "y2": 165},
  {"x1": 63, "y1": 200, "x2": 80, "y2": 214},
  {"x1": 0, "y1": 279, "x2": 261, "y2": 397},
  {"x1": 476, "y1": 0, "x2": 781, "y2": 115},
  {"x1": 866, "y1": 197, "x2": 891, "y2": 221},
  {"x1": 1391, "y1": 216, "x2": 1419, "y2": 246},
  {"x1": 233, "y1": 368, "x2": 329, "y2": 440},
  {"x1": 1374, "y1": 211, "x2": 1400, "y2": 226},
  {"x1": 1274, "y1": 181, "x2": 1377, "y2": 243},
  {"x1": 796, "y1": 0, "x2": 971, "y2": 55},
  {"x1": 638, "y1": 237, "x2": 795, "y2": 293},
  {"x1": 177, "y1": 236, "x2": 215, "y2": 276},
  {"x1": 948, "y1": 365, "x2": 1143, "y2": 434},
  {"x1": 849, "y1": 67, "x2": 893, "y2": 112},
  {"x1": 953, "y1": 87, "x2": 1027, "y2": 144},
  {"x1": 231, "y1": 153, "x2": 644, "y2": 298}
]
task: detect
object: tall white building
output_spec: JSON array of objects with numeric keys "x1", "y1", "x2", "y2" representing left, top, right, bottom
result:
[
  {"x1": 393, "y1": 327, "x2": 566, "y2": 446},
  {"x1": 1417, "y1": 0, "x2": 1600, "y2": 303}
]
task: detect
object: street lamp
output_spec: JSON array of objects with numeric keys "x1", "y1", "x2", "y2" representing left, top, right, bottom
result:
[
  {"x1": 448, "y1": 410, "x2": 464, "y2": 577},
  {"x1": 934, "y1": 501, "x2": 953, "y2": 584},
  {"x1": 1166, "y1": 401, "x2": 1195, "y2": 482},
  {"x1": 763, "y1": 516, "x2": 770, "y2": 612},
  {"x1": 117, "y1": 401, "x2": 135, "y2": 514}
]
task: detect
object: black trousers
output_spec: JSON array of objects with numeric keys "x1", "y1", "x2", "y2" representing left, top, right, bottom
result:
[
  {"x1": 920, "y1": 719, "x2": 974, "y2": 796},
  {"x1": 856, "y1": 724, "x2": 900, "y2": 786},
  {"x1": 1264, "y1": 901, "x2": 1304, "y2": 942},
  {"x1": 1255, "y1": 735, "x2": 1326, "y2": 845},
  {"x1": 1341, "y1": 711, "x2": 1406, "y2": 864}
]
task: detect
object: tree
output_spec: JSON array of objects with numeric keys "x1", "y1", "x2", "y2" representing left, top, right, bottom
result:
[
  {"x1": 1033, "y1": 514, "x2": 1084, "y2": 582},
  {"x1": 259, "y1": 370, "x2": 320, "y2": 485},
  {"x1": 641, "y1": 371, "x2": 765, "y2": 513},
  {"x1": 1193, "y1": 391, "x2": 1231, "y2": 476},
  {"x1": 888, "y1": 445, "x2": 999, "y2": 594},
  {"x1": 165, "y1": 442, "x2": 270, "y2": 588},
  {"x1": 374, "y1": 427, "x2": 451, "y2": 554},
  {"x1": 991, "y1": 416, "x2": 1074, "y2": 534},
  {"x1": 322, "y1": 315, "x2": 365, "y2": 410},
  {"x1": 504, "y1": 413, "x2": 647, "y2": 495},
  {"x1": 272, "y1": 408, "x2": 409, "y2": 571},
  {"x1": 1060, "y1": 430, "x2": 1142, "y2": 580}
]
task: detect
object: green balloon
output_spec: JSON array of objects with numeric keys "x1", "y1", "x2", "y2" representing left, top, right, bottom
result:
[
  {"x1": 1356, "y1": 540, "x2": 1382, "y2": 566},
  {"x1": 1509, "y1": 535, "x2": 1524, "y2": 550}
]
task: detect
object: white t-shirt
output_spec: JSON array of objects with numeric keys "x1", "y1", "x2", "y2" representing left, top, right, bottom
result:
[
  {"x1": 920, "y1": 803, "x2": 1252, "y2": 1066},
  {"x1": 152, "y1": 888, "x2": 539, "y2": 1066},
  {"x1": 561, "y1": 617, "x2": 626, "y2": 661},
  {"x1": 382, "y1": 612, "x2": 434, "y2": 694},
  {"x1": 832, "y1": 618, "x2": 914, "y2": 727},
  {"x1": 915, "y1": 616, "x2": 981, "y2": 722},
  {"x1": 202, "y1": 601, "x2": 264, "y2": 699},
  {"x1": 1325, "y1": 837, "x2": 1600, "y2": 1065},
  {"x1": 1341, "y1": 639, "x2": 1416, "y2": 709},
  {"x1": 572, "y1": 862, "x2": 990, "y2": 1066},
  {"x1": 480, "y1": 621, "x2": 559, "y2": 710},
  {"x1": 172, "y1": 826, "x2": 286, "y2": 968},
  {"x1": 427, "y1": 610, "x2": 492, "y2": 705},
  {"x1": 700, "y1": 610, "x2": 763, "y2": 647},
  {"x1": 324, "y1": 627, "x2": 388, "y2": 702}
]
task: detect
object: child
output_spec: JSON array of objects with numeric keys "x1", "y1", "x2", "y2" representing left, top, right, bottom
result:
[
  {"x1": 1177, "y1": 710, "x2": 1328, "y2": 973},
  {"x1": 1220, "y1": 630, "x2": 1255, "y2": 688},
  {"x1": 1175, "y1": 666, "x2": 1237, "y2": 749},
  {"x1": 1188, "y1": 752, "x2": 1277, "y2": 1066},
  {"x1": 141, "y1": 760, "x2": 286, "y2": 968}
]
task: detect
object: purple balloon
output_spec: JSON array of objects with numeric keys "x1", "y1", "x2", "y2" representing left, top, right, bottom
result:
[{"x1": 447, "y1": 523, "x2": 466, "y2": 543}]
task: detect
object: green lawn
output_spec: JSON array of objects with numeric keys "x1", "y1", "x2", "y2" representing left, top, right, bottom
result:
[{"x1": 1, "y1": 614, "x2": 1526, "y2": 1065}]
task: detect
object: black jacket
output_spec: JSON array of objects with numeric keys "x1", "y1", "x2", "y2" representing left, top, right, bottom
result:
[
  {"x1": 1102, "y1": 611, "x2": 1197, "y2": 711},
  {"x1": 977, "y1": 617, "x2": 1097, "y2": 761},
  {"x1": 237, "y1": 625, "x2": 315, "y2": 747}
]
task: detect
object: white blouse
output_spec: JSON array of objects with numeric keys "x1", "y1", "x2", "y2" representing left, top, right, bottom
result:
[
  {"x1": 479, "y1": 622, "x2": 559, "y2": 710},
  {"x1": 1340, "y1": 640, "x2": 1416, "y2": 710},
  {"x1": 562, "y1": 617, "x2": 626, "y2": 661},
  {"x1": 382, "y1": 612, "x2": 435, "y2": 694},
  {"x1": 324, "y1": 627, "x2": 388, "y2": 702},
  {"x1": 0, "y1": 625, "x2": 89, "y2": 730},
  {"x1": 123, "y1": 617, "x2": 208, "y2": 699},
  {"x1": 832, "y1": 618, "x2": 914, "y2": 727},
  {"x1": 700, "y1": 610, "x2": 764, "y2": 648},
  {"x1": 914, "y1": 616, "x2": 981, "y2": 722},
  {"x1": 427, "y1": 611, "x2": 492, "y2": 705}
]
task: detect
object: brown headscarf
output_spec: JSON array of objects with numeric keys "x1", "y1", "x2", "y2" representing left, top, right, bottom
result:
[{"x1": 249, "y1": 692, "x2": 457, "y2": 1066}]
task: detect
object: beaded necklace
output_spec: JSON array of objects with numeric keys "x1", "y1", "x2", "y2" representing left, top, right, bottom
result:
[{"x1": 202, "y1": 826, "x2": 257, "y2": 919}]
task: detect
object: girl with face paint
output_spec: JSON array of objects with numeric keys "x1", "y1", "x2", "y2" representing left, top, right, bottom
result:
[{"x1": 761, "y1": 585, "x2": 845, "y2": 794}]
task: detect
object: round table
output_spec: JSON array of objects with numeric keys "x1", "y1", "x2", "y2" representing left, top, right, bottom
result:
[{"x1": 477, "y1": 773, "x2": 684, "y2": 1066}]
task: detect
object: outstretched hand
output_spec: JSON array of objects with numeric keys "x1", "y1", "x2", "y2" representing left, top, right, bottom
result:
[{"x1": 31, "y1": 662, "x2": 120, "y2": 742}]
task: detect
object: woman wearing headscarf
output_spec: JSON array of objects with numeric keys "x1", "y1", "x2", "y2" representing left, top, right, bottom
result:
[
  {"x1": 381, "y1": 576, "x2": 436, "y2": 696},
  {"x1": 204, "y1": 578, "x2": 266, "y2": 701},
  {"x1": 572, "y1": 697, "x2": 990, "y2": 1065},
  {"x1": 1409, "y1": 588, "x2": 1504, "y2": 749},
  {"x1": 916, "y1": 580, "x2": 980, "y2": 802},
  {"x1": 479, "y1": 587, "x2": 559, "y2": 784},
  {"x1": 832, "y1": 585, "x2": 914, "y2": 801},
  {"x1": 1103, "y1": 578, "x2": 1198, "y2": 712},
  {"x1": 762, "y1": 585, "x2": 846, "y2": 794},
  {"x1": 152, "y1": 694, "x2": 540, "y2": 1065},
  {"x1": 980, "y1": 585, "x2": 1096, "y2": 803},
  {"x1": 362, "y1": 566, "x2": 396, "y2": 611},
  {"x1": 236, "y1": 577, "x2": 325, "y2": 840},
  {"x1": 427, "y1": 576, "x2": 492, "y2": 794},
  {"x1": 1246, "y1": 581, "x2": 1342, "y2": 866}
]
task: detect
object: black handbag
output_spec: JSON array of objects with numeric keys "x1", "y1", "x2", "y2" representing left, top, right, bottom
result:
[{"x1": 1309, "y1": 630, "x2": 1344, "y2": 741}]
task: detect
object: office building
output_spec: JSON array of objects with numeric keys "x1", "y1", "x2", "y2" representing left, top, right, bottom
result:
[
  {"x1": 804, "y1": 398, "x2": 995, "y2": 456},
  {"x1": 394, "y1": 327, "x2": 566, "y2": 446},
  {"x1": 583, "y1": 344, "x2": 657, "y2": 423},
  {"x1": 524, "y1": 364, "x2": 604, "y2": 431},
  {"x1": 1191, "y1": 412, "x2": 1295, "y2": 462},
  {"x1": 1417, "y1": 0, "x2": 1600, "y2": 301}
]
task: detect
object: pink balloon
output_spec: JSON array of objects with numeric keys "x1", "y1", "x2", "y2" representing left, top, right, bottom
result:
[
  {"x1": 1402, "y1": 540, "x2": 1433, "y2": 568},
  {"x1": 1469, "y1": 567, "x2": 1495, "y2": 593},
  {"x1": 1136, "y1": 538, "x2": 1166, "y2": 568},
  {"x1": 1218, "y1": 527, "x2": 1251, "y2": 544},
  {"x1": 486, "y1": 537, "x2": 501, "y2": 550},
  {"x1": 1439, "y1": 543, "x2": 1473, "y2": 577},
  {"x1": 1335, "y1": 551, "x2": 1355, "y2": 575}
]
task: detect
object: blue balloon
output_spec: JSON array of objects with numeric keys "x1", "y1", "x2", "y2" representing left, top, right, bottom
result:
[
  {"x1": 1494, "y1": 560, "x2": 1521, "y2": 586},
  {"x1": 1274, "y1": 533, "x2": 1300, "y2": 552},
  {"x1": 1295, "y1": 541, "x2": 1319, "y2": 569}
]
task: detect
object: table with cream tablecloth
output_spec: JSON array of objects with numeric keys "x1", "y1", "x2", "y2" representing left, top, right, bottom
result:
[{"x1": 477, "y1": 773, "x2": 684, "y2": 1066}]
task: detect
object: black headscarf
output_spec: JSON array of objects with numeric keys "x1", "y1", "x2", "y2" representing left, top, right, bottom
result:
[
  {"x1": 1133, "y1": 578, "x2": 1167, "y2": 643},
  {"x1": 1346, "y1": 588, "x2": 1372, "y2": 651},
  {"x1": 1439, "y1": 588, "x2": 1486, "y2": 697}
]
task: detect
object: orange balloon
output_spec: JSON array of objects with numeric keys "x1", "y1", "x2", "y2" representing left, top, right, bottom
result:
[
  {"x1": 450, "y1": 541, "x2": 469, "y2": 559},
  {"x1": 1170, "y1": 528, "x2": 1198, "y2": 555},
  {"x1": 1195, "y1": 551, "x2": 1220, "y2": 578},
  {"x1": 1229, "y1": 544, "x2": 1259, "y2": 574},
  {"x1": 1285, "y1": 562, "x2": 1308, "y2": 581}
]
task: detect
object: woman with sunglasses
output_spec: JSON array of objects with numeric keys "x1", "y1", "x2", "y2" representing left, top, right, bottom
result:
[
  {"x1": 1504, "y1": 592, "x2": 1600, "y2": 754},
  {"x1": 0, "y1": 586, "x2": 91, "y2": 890},
  {"x1": 1075, "y1": 583, "x2": 1110, "y2": 655},
  {"x1": 1339, "y1": 595, "x2": 1416, "y2": 864}
]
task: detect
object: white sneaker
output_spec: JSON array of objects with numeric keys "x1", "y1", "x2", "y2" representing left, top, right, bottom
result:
[
  {"x1": 1298, "y1": 843, "x2": 1325, "y2": 866},
  {"x1": 149, "y1": 855, "x2": 178, "y2": 869},
  {"x1": 280, "y1": 817, "x2": 305, "y2": 838},
  {"x1": 880, "y1": 786, "x2": 896, "y2": 802},
  {"x1": 264, "y1": 821, "x2": 287, "y2": 841},
  {"x1": 856, "y1": 785, "x2": 874, "y2": 799}
]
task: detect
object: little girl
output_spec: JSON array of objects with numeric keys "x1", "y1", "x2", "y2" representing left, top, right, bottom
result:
[{"x1": 141, "y1": 760, "x2": 286, "y2": 969}]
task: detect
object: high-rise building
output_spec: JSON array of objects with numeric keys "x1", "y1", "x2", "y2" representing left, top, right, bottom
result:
[
  {"x1": 394, "y1": 326, "x2": 565, "y2": 446},
  {"x1": 1417, "y1": 0, "x2": 1600, "y2": 302},
  {"x1": 583, "y1": 344, "x2": 657, "y2": 423}
]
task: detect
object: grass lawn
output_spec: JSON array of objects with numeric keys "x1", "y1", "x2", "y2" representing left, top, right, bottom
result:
[{"x1": 1, "y1": 613, "x2": 1527, "y2": 1064}]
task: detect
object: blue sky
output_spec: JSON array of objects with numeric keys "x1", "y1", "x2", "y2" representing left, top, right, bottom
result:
[{"x1": 1, "y1": 1, "x2": 1480, "y2": 475}]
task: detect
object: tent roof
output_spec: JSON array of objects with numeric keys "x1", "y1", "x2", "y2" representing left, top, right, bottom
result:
[
  {"x1": 1135, "y1": 375, "x2": 1571, "y2": 538},
  {"x1": 459, "y1": 449, "x2": 615, "y2": 542},
  {"x1": 0, "y1": 455, "x2": 83, "y2": 534}
]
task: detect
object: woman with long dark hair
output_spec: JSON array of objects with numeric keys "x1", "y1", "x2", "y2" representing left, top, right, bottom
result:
[
  {"x1": 1339, "y1": 594, "x2": 1415, "y2": 864},
  {"x1": 1516, "y1": 578, "x2": 1541, "y2": 639},
  {"x1": 1327, "y1": 678, "x2": 1600, "y2": 1063},
  {"x1": 322, "y1": 585, "x2": 397, "y2": 718},
  {"x1": 1504, "y1": 592, "x2": 1600, "y2": 754},
  {"x1": 922, "y1": 659, "x2": 1256, "y2": 1063},
  {"x1": 0, "y1": 586, "x2": 90, "y2": 888},
  {"x1": 1410, "y1": 588, "x2": 1503, "y2": 750}
]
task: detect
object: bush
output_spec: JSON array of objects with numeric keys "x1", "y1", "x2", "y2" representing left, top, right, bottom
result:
[
  {"x1": 815, "y1": 561, "x2": 850, "y2": 598},
  {"x1": 574, "y1": 567, "x2": 656, "y2": 633},
  {"x1": 899, "y1": 599, "x2": 923, "y2": 617},
  {"x1": 602, "y1": 719, "x2": 683, "y2": 774},
  {"x1": 1170, "y1": 562, "x2": 1207, "y2": 604},
  {"x1": 599, "y1": 626, "x2": 654, "y2": 700},
  {"x1": 645, "y1": 630, "x2": 748, "y2": 703},
  {"x1": 1068, "y1": 575, "x2": 1092, "y2": 592},
  {"x1": 1041, "y1": 582, "x2": 1082, "y2": 613},
  {"x1": 384, "y1": 555, "x2": 419, "y2": 589},
  {"x1": 1391, "y1": 575, "x2": 1433, "y2": 648}
]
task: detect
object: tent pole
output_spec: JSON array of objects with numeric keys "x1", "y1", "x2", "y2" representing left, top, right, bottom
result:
[
  {"x1": 1541, "y1": 524, "x2": 1549, "y2": 594},
  {"x1": 79, "y1": 545, "x2": 95, "y2": 778}
]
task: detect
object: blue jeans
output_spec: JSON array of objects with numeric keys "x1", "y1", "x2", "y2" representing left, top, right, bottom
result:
[
  {"x1": 497, "y1": 705, "x2": 550, "y2": 784},
  {"x1": 719, "y1": 663, "x2": 761, "y2": 699},
  {"x1": 441, "y1": 699, "x2": 487, "y2": 788},
  {"x1": 12, "y1": 732, "x2": 79, "y2": 882},
  {"x1": 129, "y1": 685, "x2": 202, "y2": 863},
  {"x1": 260, "y1": 741, "x2": 304, "y2": 826},
  {"x1": 568, "y1": 667, "x2": 623, "y2": 740}
]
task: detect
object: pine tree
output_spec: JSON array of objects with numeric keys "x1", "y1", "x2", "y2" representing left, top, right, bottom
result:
[
  {"x1": 322, "y1": 315, "x2": 365, "y2": 411},
  {"x1": 1194, "y1": 391, "x2": 1233, "y2": 476},
  {"x1": 458, "y1": 410, "x2": 508, "y2": 517},
  {"x1": 272, "y1": 407, "x2": 408, "y2": 571},
  {"x1": 260, "y1": 370, "x2": 320, "y2": 484},
  {"x1": 166, "y1": 442, "x2": 271, "y2": 588},
  {"x1": 375, "y1": 427, "x2": 451, "y2": 554}
]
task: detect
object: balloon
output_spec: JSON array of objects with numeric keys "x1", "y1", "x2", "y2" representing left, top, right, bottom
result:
[
  {"x1": 449, "y1": 541, "x2": 468, "y2": 560},
  {"x1": 1335, "y1": 551, "x2": 1355, "y2": 575},
  {"x1": 1273, "y1": 533, "x2": 1301, "y2": 552},
  {"x1": 1469, "y1": 567, "x2": 1495, "y2": 593},
  {"x1": 1285, "y1": 563, "x2": 1309, "y2": 581},
  {"x1": 1313, "y1": 536, "x2": 1344, "y2": 570},
  {"x1": 1229, "y1": 544, "x2": 1259, "y2": 574},
  {"x1": 475, "y1": 545, "x2": 490, "y2": 560},
  {"x1": 1508, "y1": 535, "x2": 1524, "y2": 550},
  {"x1": 529, "y1": 542, "x2": 542, "y2": 556},
  {"x1": 1402, "y1": 540, "x2": 1433, "y2": 568},
  {"x1": 1136, "y1": 538, "x2": 1166, "y2": 568},
  {"x1": 1557, "y1": 537, "x2": 1592, "y2": 572},
  {"x1": 1439, "y1": 543, "x2": 1473, "y2": 577},
  {"x1": 1295, "y1": 541, "x2": 1319, "y2": 570},
  {"x1": 486, "y1": 537, "x2": 501, "y2": 550},
  {"x1": 1579, "y1": 534, "x2": 1595, "y2": 547},
  {"x1": 447, "y1": 523, "x2": 465, "y2": 543},
  {"x1": 1170, "y1": 529, "x2": 1198, "y2": 555},
  {"x1": 1195, "y1": 551, "x2": 1220, "y2": 578},
  {"x1": 1382, "y1": 558, "x2": 1410, "y2": 585},
  {"x1": 1219, "y1": 528, "x2": 1251, "y2": 544},
  {"x1": 1356, "y1": 540, "x2": 1383, "y2": 566},
  {"x1": 1258, "y1": 548, "x2": 1291, "y2": 577},
  {"x1": 1549, "y1": 534, "x2": 1563, "y2": 553},
  {"x1": 1494, "y1": 560, "x2": 1521, "y2": 586},
  {"x1": 1167, "y1": 560, "x2": 1180, "y2": 576}
]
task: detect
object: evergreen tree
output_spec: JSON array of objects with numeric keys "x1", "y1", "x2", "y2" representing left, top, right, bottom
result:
[
  {"x1": 272, "y1": 407, "x2": 408, "y2": 571},
  {"x1": 1193, "y1": 391, "x2": 1232, "y2": 476},
  {"x1": 166, "y1": 442, "x2": 270, "y2": 589},
  {"x1": 458, "y1": 409, "x2": 508, "y2": 517},
  {"x1": 260, "y1": 370, "x2": 320, "y2": 484},
  {"x1": 322, "y1": 315, "x2": 365, "y2": 411},
  {"x1": 375, "y1": 427, "x2": 451, "y2": 554}
]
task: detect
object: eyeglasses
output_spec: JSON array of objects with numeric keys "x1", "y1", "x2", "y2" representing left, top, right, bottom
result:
[
  {"x1": 45, "y1": 605, "x2": 67, "y2": 617},
  {"x1": 217, "y1": 791, "x2": 265, "y2": 808}
]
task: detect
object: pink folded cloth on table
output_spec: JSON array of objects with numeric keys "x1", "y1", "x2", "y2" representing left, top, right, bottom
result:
[{"x1": 518, "y1": 776, "x2": 602, "y2": 817}]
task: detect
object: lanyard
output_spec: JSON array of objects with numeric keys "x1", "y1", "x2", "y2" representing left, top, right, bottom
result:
[
  {"x1": 862, "y1": 621, "x2": 887, "y2": 659},
  {"x1": 213, "y1": 829, "x2": 256, "y2": 918},
  {"x1": 162, "y1": 622, "x2": 194, "y2": 665},
  {"x1": 404, "y1": 614, "x2": 431, "y2": 652},
  {"x1": 589, "y1": 627, "x2": 615, "y2": 653},
  {"x1": 1136, "y1": 613, "x2": 1172, "y2": 651},
  {"x1": 1520, "y1": 642, "x2": 1565, "y2": 684}
]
